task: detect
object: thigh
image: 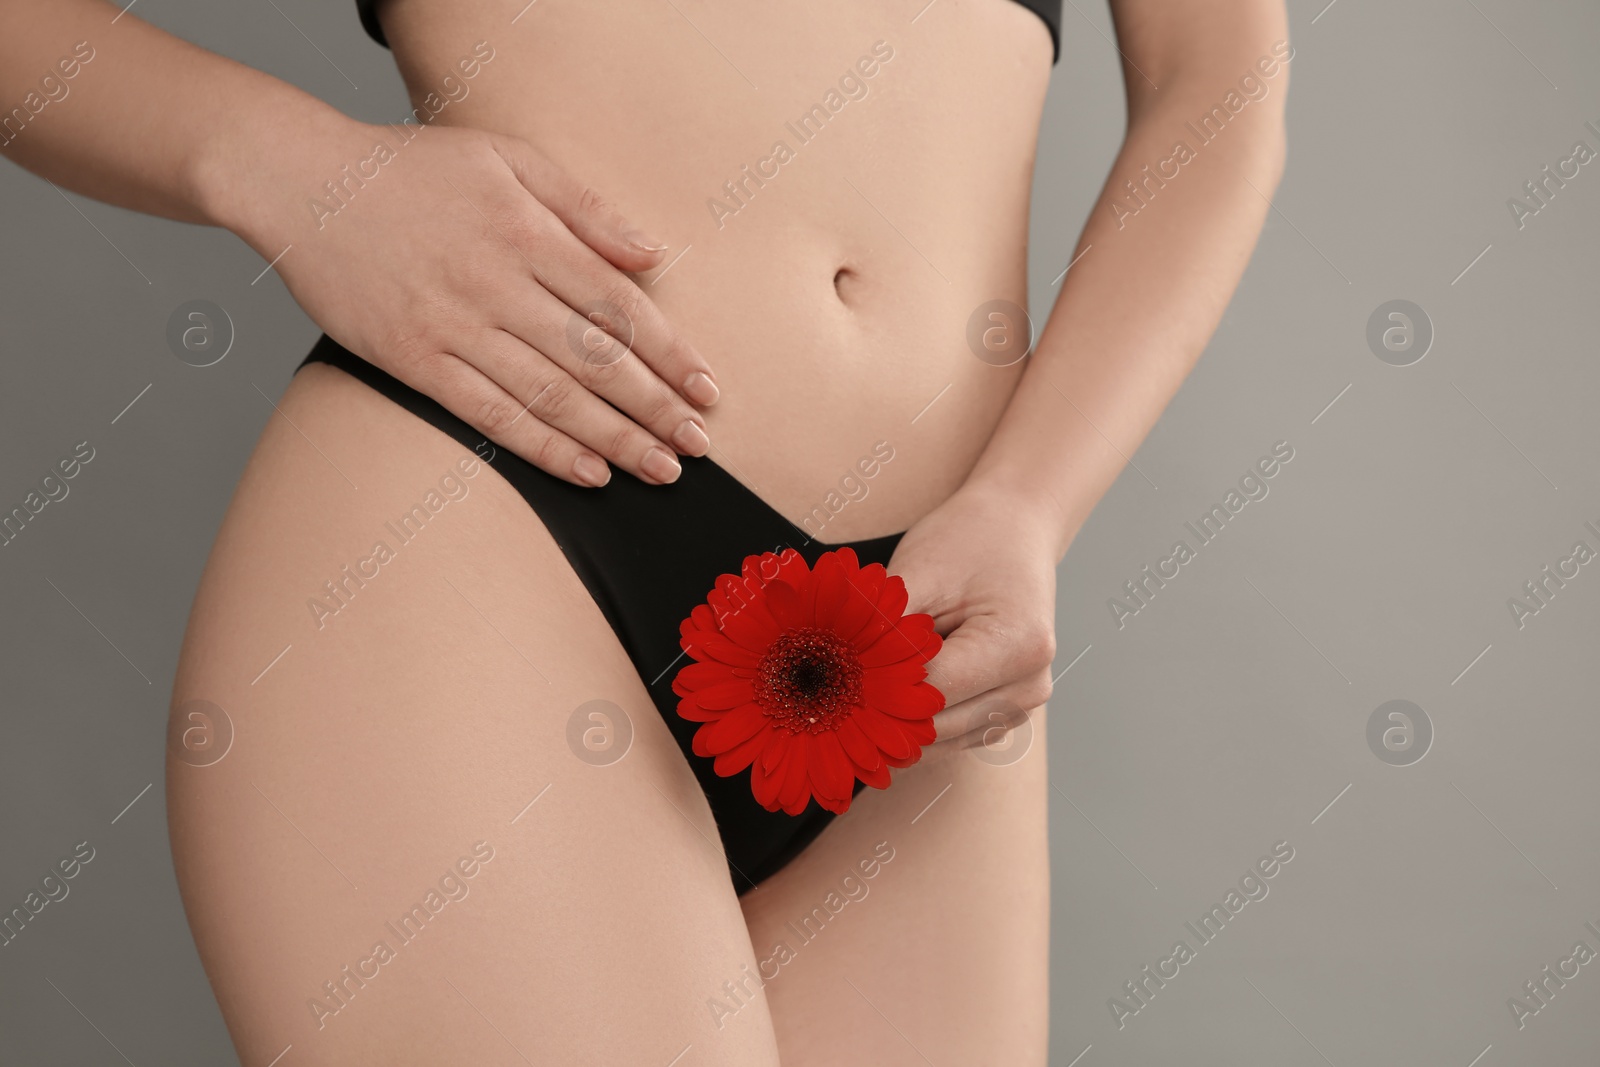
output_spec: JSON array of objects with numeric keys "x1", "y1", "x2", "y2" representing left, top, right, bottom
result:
[
  {"x1": 168, "y1": 365, "x2": 780, "y2": 1066},
  {"x1": 739, "y1": 710, "x2": 1051, "y2": 1065}
]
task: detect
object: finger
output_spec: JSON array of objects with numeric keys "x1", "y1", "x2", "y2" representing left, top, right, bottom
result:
[
  {"x1": 495, "y1": 282, "x2": 711, "y2": 459},
  {"x1": 464, "y1": 328, "x2": 687, "y2": 486},
  {"x1": 923, "y1": 614, "x2": 1055, "y2": 709},
  {"x1": 929, "y1": 672, "x2": 1052, "y2": 744},
  {"x1": 389, "y1": 349, "x2": 613, "y2": 488},
  {"x1": 488, "y1": 135, "x2": 671, "y2": 276},
  {"x1": 521, "y1": 206, "x2": 721, "y2": 408}
]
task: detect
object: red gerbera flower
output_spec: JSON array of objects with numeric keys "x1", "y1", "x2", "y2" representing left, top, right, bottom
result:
[{"x1": 672, "y1": 547, "x2": 944, "y2": 816}]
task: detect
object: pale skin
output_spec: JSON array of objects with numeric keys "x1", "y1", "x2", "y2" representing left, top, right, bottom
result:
[{"x1": 4, "y1": 0, "x2": 1286, "y2": 1061}]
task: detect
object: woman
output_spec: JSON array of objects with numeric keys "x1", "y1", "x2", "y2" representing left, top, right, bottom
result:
[{"x1": 4, "y1": 0, "x2": 1286, "y2": 1060}]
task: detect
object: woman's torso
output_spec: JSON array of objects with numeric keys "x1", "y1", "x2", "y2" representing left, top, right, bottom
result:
[
  {"x1": 371, "y1": 0, "x2": 1054, "y2": 539},
  {"x1": 165, "y1": 12, "x2": 1056, "y2": 1042}
]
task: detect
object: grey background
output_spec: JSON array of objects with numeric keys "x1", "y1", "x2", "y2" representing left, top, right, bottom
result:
[{"x1": 2, "y1": 0, "x2": 1596, "y2": 1063}]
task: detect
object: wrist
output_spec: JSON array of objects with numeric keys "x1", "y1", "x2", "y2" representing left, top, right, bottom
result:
[
  {"x1": 953, "y1": 473, "x2": 1080, "y2": 562},
  {"x1": 191, "y1": 93, "x2": 367, "y2": 254}
]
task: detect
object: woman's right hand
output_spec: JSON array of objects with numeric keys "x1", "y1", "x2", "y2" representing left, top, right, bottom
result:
[{"x1": 212, "y1": 116, "x2": 717, "y2": 488}]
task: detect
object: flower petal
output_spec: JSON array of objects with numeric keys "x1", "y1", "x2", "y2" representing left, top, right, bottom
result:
[
  {"x1": 714, "y1": 576, "x2": 782, "y2": 651},
  {"x1": 814, "y1": 791, "x2": 852, "y2": 815},
  {"x1": 862, "y1": 656, "x2": 929, "y2": 685},
  {"x1": 850, "y1": 574, "x2": 910, "y2": 650},
  {"x1": 832, "y1": 564, "x2": 883, "y2": 643},
  {"x1": 856, "y1": 760, "x2": 891, "y2": 789},
  {"x1": 676, "y1": 696, "x2": 722, "y2": 723},
  {"x1": 779, "y1": 735, "x2": 811, "y2": 815},
  {"x1": 774, "y1": 548, "x2": 809, "y2": 586},
  {"x1": 684, "y1": 603, "x2": 719, "y2": 635},
  {"x1": 696, "y1": 702, "x2": 768, "y2": 754},
  {"x1": 711, "y1": 718, "x2": 771, "y2": 774},
  {"x1": 760, "y1": 727, "x2": 789, "y2": 773},
  {"x1": 862, "y1": 662, "x2": 943, "y2": 719},
  {"x1": 858, "y1": 615, "x2": 939, "y2": 667},
  {"x1": 684, "y1": 634, "x2": 763, "y2": 668},
  {"x1": 811, "y1": 551, "x2": 850, "y2": 628},
  {"x1": 740, "y1": 552, "x2": 783, "y2": 585},
  {"x1": 790, "y1": 557, "x2": 818, "y2": 624},
  {"x1": 672, "y1": 660, "x2": 731, "y2": 688},
  {"x1": 901, "y1": 715, "x2": 937, "y2": 746},
  {"x1": 876, "y1": 570, "x2": 909, "y2": 617},
  {"x1": 691, "y1": 678, "x2": 755, "y2": 711},
  {"x1": 883, "y1": 744, "x2": 924, "y2": 769},
  {"x1": 836, "y1": 717, "x2": 884, "y2": 774},
  {"x1": 764, "y1": 578, "x2": 805, "y2": 630},
  {"x1": 870, "y1": 680, "x2": 945, "y2": 720},
  {"x1": 850, "y1": 705, "x2": 915, "y2": 762},
  {"x1": 750, "y1": 747, "x2": 784, "y2": 811},
  {"x1": 810, "y1": 731, "x2": 856, "y2": 808}
]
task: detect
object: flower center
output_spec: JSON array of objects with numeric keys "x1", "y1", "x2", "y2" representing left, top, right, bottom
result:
[{"x1": 754, "y1": 626, "x2": 863, "y2": 733}]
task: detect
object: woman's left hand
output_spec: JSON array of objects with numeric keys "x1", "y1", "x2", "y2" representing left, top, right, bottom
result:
[{"x1": 885, "y1": 482, "x2": 1063, "y2": 749}]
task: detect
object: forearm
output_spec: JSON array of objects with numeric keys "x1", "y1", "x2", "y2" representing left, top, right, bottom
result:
[
  {"x1": 967, "y1": 35, "x2": 1291, "y2": 561},
  {"x1": 0, "y1": 0, "x2": 354, "y2": 241}
]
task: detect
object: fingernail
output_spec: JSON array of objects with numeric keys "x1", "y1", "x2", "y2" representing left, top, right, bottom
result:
[
  {"x1": 641, "y1": 447, "x2": 681, "y2": 484},
  {"x1": 672, "y1": 419, "x2": 710, "y2": 456},
  {"x1": 683, "y1": 371, "x2": 720, "y2": 406},
  {"x1": 573, "y1": 454, "x2": 610, "y2": 487},
  {"x1": 624, "y1": 229, "x2": 669, "y2": 252}
]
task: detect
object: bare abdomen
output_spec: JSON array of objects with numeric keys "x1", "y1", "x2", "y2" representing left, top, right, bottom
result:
[{"x1": 377, "y1": 0, "x2": 1053, "y2": 538}]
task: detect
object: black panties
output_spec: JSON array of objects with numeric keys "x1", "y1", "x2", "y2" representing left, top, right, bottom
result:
[{"x1": 297, "y1": 336, "x2": 903, "y2": 892}]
